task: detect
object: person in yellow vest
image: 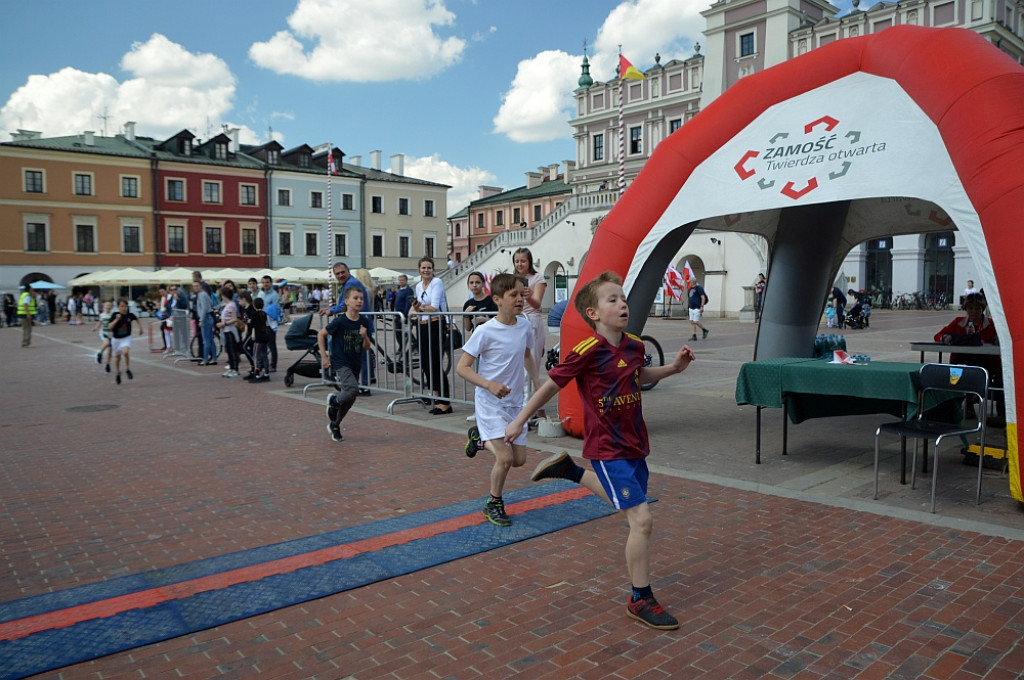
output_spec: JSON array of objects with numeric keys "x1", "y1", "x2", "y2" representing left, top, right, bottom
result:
[{"x1": 18, "y1": 284, "x2": 37, "y2": 347}]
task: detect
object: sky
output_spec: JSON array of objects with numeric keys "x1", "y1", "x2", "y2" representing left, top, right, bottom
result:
[{"x1": 0, "y1": 0, "x2": 856, "y2": 212}]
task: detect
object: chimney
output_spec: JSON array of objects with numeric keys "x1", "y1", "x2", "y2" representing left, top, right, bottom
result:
[
  {"x1": 124, "y1": 121, "x2": 136, "y2": 140},
  {"x1": 479, "y1": 185, "x2": 503, "y2": 199},
  {"x1": 370, "y1": 150, "x2": 382, "y2": 170},
  {"x1": 83, "y1": 131, "x2": 95, "y2": 146},
  {"x1": 548, "y1": 163, "x2": 559, "y2": 181},
  {"x1": 11, "y1": 129, "x2": 42, "y2": 141},
  {"x1": 525, "y1": 172, "x2": 543, "y2": 189},
  {"x1": 563, "y1": 159, "x2": 576, "y2": 174},
  {"x1": 226, "y1": 127, "x2": 240, "y2": 153},
  {"x1": 349, "y1": 155, "x2": 361, "y2": 167},
  {"x1": 390, "y1": 153, "x2": 405, "y2": 176}
]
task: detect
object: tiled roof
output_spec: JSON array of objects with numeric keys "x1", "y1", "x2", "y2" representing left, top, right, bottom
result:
[
  {"x1": 469, "y1": 177, "x2": 570, "y2": 206},
  {"x1": 343, "y1": 163, "x2": 450, "y2": 188},
  {"x1": 0, "y1": 134, "x2": 151, "y2": 159}
]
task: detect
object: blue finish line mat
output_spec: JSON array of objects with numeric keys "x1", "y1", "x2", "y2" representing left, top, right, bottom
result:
[{"x1": 0, "y1": 482, "x2": 613, "y2": 680}]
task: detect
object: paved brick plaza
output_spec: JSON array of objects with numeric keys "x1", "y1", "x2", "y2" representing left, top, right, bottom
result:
[{"x1": 1, "y1": 312, "x2": 1023, "y2": 679}]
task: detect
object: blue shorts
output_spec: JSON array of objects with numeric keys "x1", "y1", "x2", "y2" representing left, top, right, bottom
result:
[{"x1": 591, "y1": 458, "x2": 649, "y2": 510}]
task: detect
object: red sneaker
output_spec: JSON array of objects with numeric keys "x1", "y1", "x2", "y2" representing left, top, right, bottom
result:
[{"x1": 626, "y1": 596, "x2": 679, "y2": 630}]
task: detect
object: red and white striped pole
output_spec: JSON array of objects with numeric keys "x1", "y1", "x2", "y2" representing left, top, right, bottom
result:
[
  {"x1": 325, "y1": 144, "x2": 334, "y2": 310},
  {"x1": 617, "y1": 48, "x2": 626, "y2": 196}
]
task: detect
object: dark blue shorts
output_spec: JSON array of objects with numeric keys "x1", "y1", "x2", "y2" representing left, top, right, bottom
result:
[{"x1": 591, "y1": 458, "x2": 649, "y2": 510}]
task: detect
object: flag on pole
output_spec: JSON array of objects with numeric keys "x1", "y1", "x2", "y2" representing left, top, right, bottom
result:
[
  {"x1": 664, "y1": 264, "x2": 686, "y2": 300},
  {"x1": 682, "y1": 260, "x2": 695, "y2": 287},
  {"x1": 619, "y1": 55, "x2": 645, "y2": 81},
  {"x1": 328, "y1": 149, "x2": 338, "y2": 176}
]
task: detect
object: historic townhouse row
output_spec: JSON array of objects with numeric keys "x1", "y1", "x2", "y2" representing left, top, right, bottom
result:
[{"x1": 0, "y1": 126, "x2": 448, "y2": 292}]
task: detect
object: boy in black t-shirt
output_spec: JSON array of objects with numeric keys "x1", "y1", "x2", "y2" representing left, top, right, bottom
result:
[
  {"x1": 317, "y1": 286, "x2": 372, "y2": 442},
  {"x1": 108, "y1": 298, "x2": 142, "y2": 384}
]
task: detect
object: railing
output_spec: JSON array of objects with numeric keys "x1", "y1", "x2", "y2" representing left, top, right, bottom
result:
[{"x1": 442, "y1": 190, "x2": 618, "y2": 285}]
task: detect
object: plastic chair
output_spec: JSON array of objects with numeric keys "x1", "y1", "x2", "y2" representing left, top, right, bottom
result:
[{"x1": 873, "y1": 363, "x2": 988, "y2": 513}]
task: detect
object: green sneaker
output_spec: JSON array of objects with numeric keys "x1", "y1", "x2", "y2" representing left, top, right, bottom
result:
[
  {"x1": 465, "y1": 426, "x2": 482, "y2": 458},
  {"x1": 483, "y1": 497, "x2": 511, "y2": 527}
]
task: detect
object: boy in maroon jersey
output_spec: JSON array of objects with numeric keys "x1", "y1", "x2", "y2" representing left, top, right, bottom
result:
[{"x1": 506, "y1": 270, "x2": 695, "y2": 630}]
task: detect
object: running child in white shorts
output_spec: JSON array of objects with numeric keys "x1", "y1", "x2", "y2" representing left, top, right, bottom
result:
[
  {"x1": 455, "y1": 273, "x2": 540, "y2": 527},
  {"x1": 93, "y1": 299, "x2": 114, "y2": 372}
]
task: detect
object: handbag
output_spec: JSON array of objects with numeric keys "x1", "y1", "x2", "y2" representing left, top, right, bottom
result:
[
  {"x1": 233, "y1": 318, "x2": 246, "y2": 333},
  {"x1": 446, "y1": 323, "x2": 464, "y2": 350}
]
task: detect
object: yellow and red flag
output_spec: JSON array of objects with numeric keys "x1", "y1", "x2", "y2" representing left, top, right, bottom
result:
[{"x1": 619, "y1": 55, "x2": 645, "y2": 81}]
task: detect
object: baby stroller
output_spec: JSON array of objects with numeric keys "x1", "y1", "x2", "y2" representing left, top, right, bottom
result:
[
  {"x1": 283, "y1": 313, "x2": 325, "y2": 387},
  {"x1": 844, "y1": 299, "x2": 871, "y2": 329}
]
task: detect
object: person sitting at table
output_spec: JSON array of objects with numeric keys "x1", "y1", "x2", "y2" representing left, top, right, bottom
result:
[{"x1": 934, "y1": 293, "x2": 1003, "y2": 425}]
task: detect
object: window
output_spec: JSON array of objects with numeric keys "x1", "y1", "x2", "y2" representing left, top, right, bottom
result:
[
  {"x1": 398, "y1": 198, "x2": 410, "y2": 215},
  {"x1": 477, "y1": 213, "x2": 485, "y2": 229},
  {"x1": 214, "y1": 143, "x2": 228, "y2": 160},
  {"x1": 240, "y1": 184, "x2": 257, "y2": 206},
  {"x1": 424, "y1": 199, "x2": 435, "y2": 217},
  {"x1": 298, "y1": 154, "x2": 311, "y2": 169},
  {"x1": 424, "y1": 235, "x2": 435, "y2": 258},
  {"x1": 167, "y1": 179, "x2": 184, "y2": 201},
  {"x1": 455, "y1": 224, "x2": 461, "y2": 237},
  {"x1": 74, "y1": 173, "x2": 93, "y2": 196},
  {"x1": 305, "y1": 232, "x2": 318, "y2": 257},
  {"x1": 593, "y1": 134, "x2": 604, "y2": 161},
  {"x1": 242, "y1": 228, "x2": 257, "y2": 255},
  {"x1": 669, "y1": 118, "x2": 682, "y2": 134},
  {"x1": 372, "y1": 233, "x2": 384, "y2": 257},
  {"x1": 533, "y1": 205, "x2": 542, "y2": 221},
  {"x1": 630, "y1": 126, "x2": 642, "y2": 154},
  {"x1": 24, "y1": 170, "x2": 44, "y2": 193},
  {"x1": 180, "y1": 138, "x2": 192, "y2": 156},
  {"x1": 342, "y1": 193, "x2": 354, "y2": 211},
  {"x1": 311, "y1": 191, "x2": 323, "y2": 208},
  {"x1": 123, "y1": 225, "x2": 141, "y2": 253},
  {"x1": 399, "y1": 234, "x2": 411, "y2": 258},
  {"x1": 334, "y1": 233, "x2": 347, "y2": 257},
  {"x1": 279, "y1": 231, "x2": 292, "y2": 256},
  {"x1": 203, "y1": 181, "x2": 221, "y2": 204},
  {"x1": 26, "y1": 222, "x2": 47, "y2": 252},
  {"x1": 496, "y1": 210, "x2": 504, "y2": 227},
  {"x1": 513, "y1": 207, "x2": 521, "y2": 224},
  {"x1": 740, "y1": 32, "x2": 755, "y2": 57},
  {"x1": 267, "y1": 149, "x2": 280, "y2": 164},
  {"x1": 205, "y1": 227, "x2": 222, "y2": 254},
  {"x1": 371, "y1": 196, "x2": 383, "y2": 213},
  {"x1": 277, "y1": 189, "x2": 291, "y2": 206},
  {"x1": 121, "y1": 176, "x2": 139, "y2": 198},
  {"x1": 75, "y1": 224, "x2": 96, "y2": 253},
  {"x1": 168, "y1": 225, "x2": 185, "y2": 253}
]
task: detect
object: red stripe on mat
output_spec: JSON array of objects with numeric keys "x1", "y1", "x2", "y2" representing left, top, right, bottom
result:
[{"x1": 0, "y1": 487, "x2": 591, "y2": 641}]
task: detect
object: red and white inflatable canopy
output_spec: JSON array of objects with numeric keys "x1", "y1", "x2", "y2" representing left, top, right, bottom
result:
[{"x1": 559, "y1": 26, "x2": 1024, "y2": 502}]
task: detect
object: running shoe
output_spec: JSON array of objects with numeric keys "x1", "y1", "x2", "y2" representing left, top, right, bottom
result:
[
  {"x1": 328, "y1": 422, "x2": 343, "y2": 442},
  {"x1": 326, "y1": 394, "x2": 339, "y2": 422},
  {"x1": 115, "y1": 373, "x2": 121, "y2": 385},
  {"x1": 465, "y1": 426, "x2": 482, "y2": 458},
  {"x1": 483, "y1": 497, "x2": 511, "y2": 527},
  {"x1": 126, "y1": 369, "x2": 133, "y2": 380},
  {"x1": 95, "y1": 351, "x2": 102, "y2": 365},
  {"x1": 626, "y1": 596, "x2": 679, "y2": 630},
  {"x1": 530, "y1": 451, "x2": 575, "y2": 482},
  {"x1": 702, "y1": 328, "x2": 709, "y2": 340},
  {"x1": 105, "y1": 363, "x2": 111, "y2": 373}
]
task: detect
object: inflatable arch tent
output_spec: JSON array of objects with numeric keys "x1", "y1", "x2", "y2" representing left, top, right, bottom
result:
[{"x1": 558, "y1": 26, "x2": 1024, "y2": 503}]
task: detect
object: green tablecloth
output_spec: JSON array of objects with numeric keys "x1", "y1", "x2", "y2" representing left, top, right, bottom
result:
[{"x1": 736, "y1": 358, "x2": 951, "y2": 424}]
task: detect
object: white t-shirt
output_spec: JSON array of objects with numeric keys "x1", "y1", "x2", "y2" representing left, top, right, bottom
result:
[{"x1": 460, "y1": 315, "x2": 532, "y2": 410}]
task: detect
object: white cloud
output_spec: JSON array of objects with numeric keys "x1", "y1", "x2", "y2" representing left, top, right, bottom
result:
[
  {"x1": 395, "y1": 153, "x2": 497, "y2": 213},
  {"x1": 0, "y1": 34, "x2": 239, "y2": 141},
  {"x1": 492, "y1": 0, "x2": 704, "y2": 144},
  {"x1": 492, "y1": 50, "x2": 580, "y2": 143},
  {"x1": 249, "y1": 0, "x2": 467, "y2": 82}
]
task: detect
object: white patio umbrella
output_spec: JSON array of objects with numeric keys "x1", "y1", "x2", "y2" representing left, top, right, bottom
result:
[
  {"x1": 68, "y1": 270, "x2": 114, "y2": 286},
  {"x1": 154, "y1": 267, "x2": 195, "y2": 284},
  {"x1": 368, "y1": 266, "x2": 404, "y2": 284}
]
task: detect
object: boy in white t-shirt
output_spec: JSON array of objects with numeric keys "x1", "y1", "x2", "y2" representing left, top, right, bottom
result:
[{"x1": 456, "y1": 273, "x2": 540, "y2": 527}]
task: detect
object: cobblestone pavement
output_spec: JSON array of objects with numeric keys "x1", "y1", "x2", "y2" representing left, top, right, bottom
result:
[{"x1": 1, "y1": 310, "x2": 1022, "y2": 679}]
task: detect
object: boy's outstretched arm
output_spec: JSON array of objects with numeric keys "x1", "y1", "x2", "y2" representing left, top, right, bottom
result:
[
  {"x1": 639, "y1": 345, "x2": 696, "y2": 384},
  {"x1": 505, "y1": 378, "x2": 560, "y2": 443}
]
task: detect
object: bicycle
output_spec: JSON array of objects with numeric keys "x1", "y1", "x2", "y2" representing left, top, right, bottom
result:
[{"x1": 545, "y1": 334, "x2": 665, "y2": 391}]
